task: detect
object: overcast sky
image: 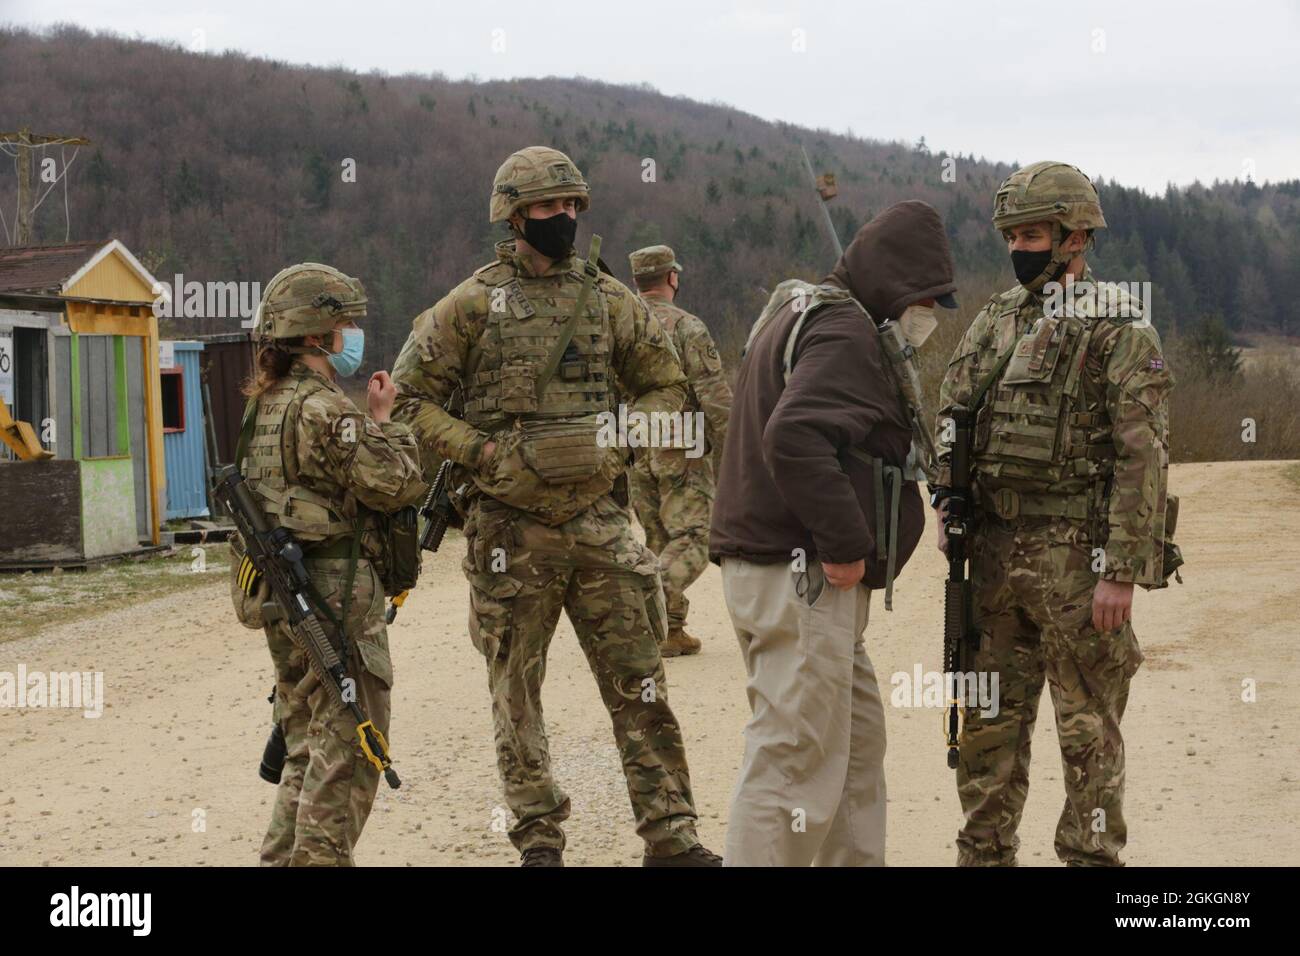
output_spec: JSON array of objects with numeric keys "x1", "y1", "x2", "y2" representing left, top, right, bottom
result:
[{"x1": 7, "y1": 0, "x2": 1299, "y2": 194}]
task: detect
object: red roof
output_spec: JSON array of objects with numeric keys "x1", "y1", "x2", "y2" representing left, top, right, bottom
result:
[{"x1": 0, "y1": 240, "x2": 110, "y2": 294}]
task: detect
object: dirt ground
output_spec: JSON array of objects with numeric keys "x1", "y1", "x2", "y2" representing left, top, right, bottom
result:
[{"x1": 2, "y1": 459, "x2": 1297, "y2": 867}]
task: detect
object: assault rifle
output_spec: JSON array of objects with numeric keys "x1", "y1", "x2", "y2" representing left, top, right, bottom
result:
[
  {"x1": 215, "y1": 464, "x2": 400, "y2": 789},
  {"x1": 942, "y1": 405, "x2": 979, "y2": 770}
]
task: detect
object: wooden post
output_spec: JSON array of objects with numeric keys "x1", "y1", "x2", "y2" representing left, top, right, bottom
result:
[
  {"x1": 141, "y1": 322, "x2": 165, "y2": 545},
  {"x1": 15, "y1": 130, "x2": 31, "y2": 246},
  {"x1": 0, "y1": 128, "x2": 91, "y2": 246}
]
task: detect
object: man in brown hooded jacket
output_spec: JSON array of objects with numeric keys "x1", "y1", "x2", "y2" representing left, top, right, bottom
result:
[{"x1": 710, "y1": 201, "x2": 957, "y2": 865}]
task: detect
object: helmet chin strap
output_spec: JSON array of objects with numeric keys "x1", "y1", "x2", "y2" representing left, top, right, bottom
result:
[{"x1": 1024, "y1": 222, "x2": 1075, "y2": 294}]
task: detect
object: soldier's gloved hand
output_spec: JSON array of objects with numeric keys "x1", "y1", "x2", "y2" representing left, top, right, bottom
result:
[
  {"x1": 934, "y1": 499, "x2": 949, "y2": 555},
  {"x1": 1091, "y1": 578, "x2": 1134, "y2": 632}
]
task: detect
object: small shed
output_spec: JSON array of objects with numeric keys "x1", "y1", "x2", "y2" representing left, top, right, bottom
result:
[
  {"x1": 0, "y1": 239, "x2": 167, "y2": 567},
  {"x1": 160, "y1": 340, "x2": 209, "y2": 520}
]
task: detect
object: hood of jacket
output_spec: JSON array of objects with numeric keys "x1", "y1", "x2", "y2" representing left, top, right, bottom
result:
[{"x1": 825, "y1": 200, "x2": 957, "y2": 320}]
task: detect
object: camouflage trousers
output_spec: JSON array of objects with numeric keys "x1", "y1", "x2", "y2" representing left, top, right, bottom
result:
[
  {"x1": 956, "y1": 518, "x2": 1142, "y2": 867},
  {"x1": 630, "y1": 450, "x2": 714, "y2": 630},
  {"x1": 259, "y1": 558, "x2": 394, "y2": 867},
  {"x1": 463, "y1": 492, "x2": 700, "y2": 857}
]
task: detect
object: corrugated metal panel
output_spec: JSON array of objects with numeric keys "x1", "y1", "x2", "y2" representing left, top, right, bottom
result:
[
  {"x1": 162, "y1": 341, "x2": 210, "y2": 520},
  {"x1": 79, "y1": 335, "x2": 113, "y2": 457},
  {"x1": 200, "y1": 339, "x2": 254, "y2": 464},
  {"x1": 127, "y1": 340, "x2": 150, "y2": 540}
]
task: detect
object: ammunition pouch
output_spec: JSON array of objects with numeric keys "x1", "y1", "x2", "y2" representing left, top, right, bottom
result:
[
  {"x1": 376, "y1": 506, "x2": 421, "y2": 596},
  {"x1": 1146, "y1": 493, "x2": 1184, "y2": 590},
  {"x1": 498, "y1": 362, "x2": 539, "y2": 415},
  {"x1": 520, "y1": 418, "x2": 607, "y2": 484},
  {"x1": 985, "y1": 487, "x2": 1091, "y2": 522},
  {"x1": 229, "y1": 530, "x2": 271, "y2": 630},
  {"x1": 473, "y1": 418, "x2": 625, "y2": 526}
]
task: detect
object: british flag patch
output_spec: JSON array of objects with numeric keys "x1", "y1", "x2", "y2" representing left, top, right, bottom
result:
[{"x1": 1149, "y1": 357, "x2": 1165, "y2": 370}]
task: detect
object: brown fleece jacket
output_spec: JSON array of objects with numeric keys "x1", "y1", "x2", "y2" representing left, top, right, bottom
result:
[{"x1": 709, "y1": 201, "x2": 956, "y2": 586}]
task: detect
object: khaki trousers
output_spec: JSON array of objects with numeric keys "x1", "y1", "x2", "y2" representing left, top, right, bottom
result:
[{"x1": 721, "y1": 558, "x2": 886, "y2": 866}]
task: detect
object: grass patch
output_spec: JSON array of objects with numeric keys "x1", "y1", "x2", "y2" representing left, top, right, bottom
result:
[
  {"x1": 1282, "y1": 462, "x2": 1300, "y2": 491},
  {"x1": 0, "y1": 542, "x2": 232, "y2": 644}
]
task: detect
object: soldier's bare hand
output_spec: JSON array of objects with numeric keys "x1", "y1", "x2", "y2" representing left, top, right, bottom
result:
[
  {"x1": 822, "y1": 559, "x2": 865, "y2": 590},
  {"x1": 1091, "y1": 578, "x2": 1134, "y2": 632},
  {"x1": 367, "y1": 371, "x2": 395, "y2": 423}
]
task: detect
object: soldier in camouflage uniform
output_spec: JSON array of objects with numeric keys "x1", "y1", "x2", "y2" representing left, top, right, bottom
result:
[
  {"x1": 392, "y1": 147, "x2": 720, "y2": 867},
  {"x1": 238, "y1": 263, "x2": 427, "y2": 866},
  {"x1": 627, "y1": 245, "x2": 733, "y2": 656},
  {"x1": 933, "y1": 162, "x2": 1176, "y2": 866}
]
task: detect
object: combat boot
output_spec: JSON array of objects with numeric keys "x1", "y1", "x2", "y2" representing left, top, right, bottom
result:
[
  {"x1": 660, "y1": 627, "x2": 702, "y2": 657},
  {"x1": 643, "y1": 843, "x2": 723, "y2": 867},
  {"x1": 520, "y1": 847, "x2": 564, "y2": 867}
]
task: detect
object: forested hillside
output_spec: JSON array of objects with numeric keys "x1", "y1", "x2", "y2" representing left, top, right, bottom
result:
[{"x1": 4, "y1": 23, "x2": 1300, "y2": 369}]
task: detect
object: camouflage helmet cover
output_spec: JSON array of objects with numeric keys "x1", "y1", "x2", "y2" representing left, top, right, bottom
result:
[
  {"x1": 991, "y1": 161, "x2": 1107, "y2": 234},
  {"x1": 490, "y1": 146, "x2": 590, "y2": 223},
  {"x1": 257, "y1": 263, "x2": 367, "y2": 340},
  {"x1": 629, "y1": 244, "x2": 683, "y2": 278}
]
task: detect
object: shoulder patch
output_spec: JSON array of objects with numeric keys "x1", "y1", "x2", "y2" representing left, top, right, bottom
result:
[
  {"x1": 472, "y1": 260, "x2": 514, "y2": 285},
  {"x1": 992, "y1": 285, "x2": 1025, "y2": 311}
]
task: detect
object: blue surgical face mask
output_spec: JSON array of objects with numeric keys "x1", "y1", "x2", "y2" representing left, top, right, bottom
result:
[{"x1": 327, "y1": 327, "x2": 365, "y2": 377}]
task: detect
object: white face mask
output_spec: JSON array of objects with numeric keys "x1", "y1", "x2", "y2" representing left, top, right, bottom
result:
[{"x1": 898, "y1": 304, "x2": 938, "y2": 349}]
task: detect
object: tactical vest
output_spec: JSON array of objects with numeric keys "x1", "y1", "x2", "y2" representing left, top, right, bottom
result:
[
  {"x1": 242, "y1": 373, "x2": 362, "y2": 543},
  {"x1": 456, "y1": 249, "x2": 627, "y2": 525},
  {"x1": 462, "y1": 262, "x2": 614, "y2": 431},
  {"x1": 971, "y1": 294, "x2": 1120, "y2": 525}
]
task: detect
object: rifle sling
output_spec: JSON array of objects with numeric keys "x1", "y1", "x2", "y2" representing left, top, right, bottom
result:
[
  {"x1": 968, "y1": 343, "x2": 1015, "y2": 413},
  {"x1": 534, "y1": 234, "x2": 602, "y2": 398}
]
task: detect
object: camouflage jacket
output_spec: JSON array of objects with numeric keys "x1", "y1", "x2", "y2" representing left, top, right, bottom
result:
[
  {"x1": 391, "y1": 239, "x2": 687, "y2": 473},
  {"x1": 935, "y1": 269, "x2": 1175, "y2": 585},
  {"x1": 249, "y1": 361, "x2": 427, "y2": 556},
  {"x1": 640, "y1": 294, "x2": 732, "y2": 454}
]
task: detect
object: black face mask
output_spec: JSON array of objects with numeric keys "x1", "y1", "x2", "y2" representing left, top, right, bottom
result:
[
  {"x1": 521, "y1": 212, "x2": 577, "y2": 259},
  {"x1": 1010, "y1": 247, "x2": 1069, "y2": 291}
]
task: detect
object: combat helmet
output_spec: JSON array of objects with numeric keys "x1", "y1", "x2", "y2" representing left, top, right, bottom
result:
[
  {"x1": 992, "y1": 161, "x2": 1106, "y2": 234},
  {"x1": 257, "y1": 263, "x2": 367, "y2": 341},
  {"x1": 992, "y1": 162, "x2": 1106, "y2": 292},
  {"x1": 490, "y1": 146, "x2": 590, "y2": 223}
]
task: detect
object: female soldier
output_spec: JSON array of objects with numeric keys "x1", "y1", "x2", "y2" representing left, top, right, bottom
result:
[{"x1": 236, "y1": 262, "x2": 426, "y2": 866}]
